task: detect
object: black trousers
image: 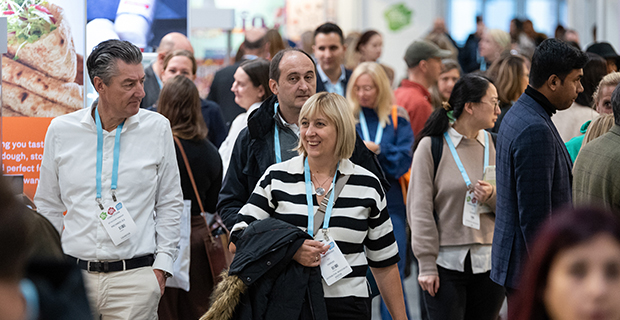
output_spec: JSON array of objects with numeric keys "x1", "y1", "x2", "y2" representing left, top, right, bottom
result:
[
  {"x1": 421, "y1": 255, "x2": 505, "y2": 320},
  {"x1": 325, "y1": 296, "x2": 371, "y2": 320}
]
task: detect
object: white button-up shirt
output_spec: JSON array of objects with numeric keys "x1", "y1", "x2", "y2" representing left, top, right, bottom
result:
[{"x1": 34, "y1": 107, "x2": 183, "y2": 274}]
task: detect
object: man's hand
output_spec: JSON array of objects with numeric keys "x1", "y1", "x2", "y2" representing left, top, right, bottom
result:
[
  {"x1": 418, "y1": 274, "x2": 440, "y2": 297},
  {"x1": 293, "y1": 240, "x2": 330, "y2": 267},
  {"x1": 153, "y1": 269, "x2": 167, "y2": 296}
]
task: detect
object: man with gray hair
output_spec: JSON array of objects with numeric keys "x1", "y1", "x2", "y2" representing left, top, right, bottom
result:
[
  {"x1": 35, "y1": 39, "x2": 183, "y2": 320},
  {"x1": 573, "y1": 84, "x2": 620, "y2": 211}
]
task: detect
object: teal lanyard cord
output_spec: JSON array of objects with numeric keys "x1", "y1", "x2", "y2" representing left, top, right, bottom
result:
[
  {"x1": 273, "y1": 102, "x2": 282, "y2": 164},
  {"x1": 358, "y1": 109, "x2": 383, "y2": 144},
  {"x1": 95, "y1": 108, "x2": 125, "y2": 208},
  {"x1": 304, "y1": 157, "x2": 339, "y2": 237},
  {"x1": 443, "y1": 130, "x2": 489, "y2": 188}
]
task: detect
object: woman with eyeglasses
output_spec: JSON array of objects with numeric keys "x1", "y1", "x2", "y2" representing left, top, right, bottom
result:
[
  {"x1": 346, "y1": 61, "x2": 414, "y2": 320},
  {"x1": 408, "y1": 74, "x2": 505, "y2": 320}
]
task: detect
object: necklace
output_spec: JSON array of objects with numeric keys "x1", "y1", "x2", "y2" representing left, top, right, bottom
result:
[{"x1": 312, "y1": 172, "x2": 334, "y2": 196}]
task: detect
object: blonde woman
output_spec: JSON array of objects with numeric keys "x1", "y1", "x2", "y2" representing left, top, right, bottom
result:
[
  {"x1": 346, "y1": 62, "x2": 414, "y2": 319},
  {"x1": 224, "y1": 92, "x2": 407, "y2": 320},
  {"x1": 565, "y1": 72, "x2": 620, "y2": 161},
  {"x1": 478, "y1": 29, "x2": 511, "y2": 71},
  {"x1": 487, "y1": 53, "x2": 530, "y2": 132}
]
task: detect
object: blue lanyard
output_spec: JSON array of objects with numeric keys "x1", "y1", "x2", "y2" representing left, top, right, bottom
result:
[
  {"x1": 443, "y1": 130, "x2": 489, "y2": 188},
  {"x1": 95, "y1": 108, "x2": 124, "y2": 208},
  {"x1": 358, "y1": 109, "x2": 383, "y2": 144},
  {"x1": 304, "y1": 157, "x2": 339, "y2": 237},
  {"x1": 273, "y1": 102, "x2": 282, "y2": 163}
]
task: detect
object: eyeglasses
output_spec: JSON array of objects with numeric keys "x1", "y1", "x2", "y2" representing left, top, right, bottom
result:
[{"x1": 481, "y1": 99, "x2": 500, "y2": 109}]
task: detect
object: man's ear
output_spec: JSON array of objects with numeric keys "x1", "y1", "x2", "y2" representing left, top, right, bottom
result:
[
  {"x1": 418, "y1": 60, "x2": 428, "y2": 73},
  {"x1": 93, "y1": 76, "x2": 106, "y2": 93},
  {"x1": 269, "y1": 78, "x2": 279, "y2": 96},
  {"x1": 157, "y1": 51, "x2": 167, "y2": 64},
  {"x1": 547, "y1": 74, "x2": 559, "y2": 91}
]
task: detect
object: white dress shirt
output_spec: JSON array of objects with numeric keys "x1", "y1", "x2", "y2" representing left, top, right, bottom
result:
[
  {"x1": 34, "y1": 107, "x2": 183, "y2": 275},
  {"x1": 219, "y1": 102, "x2": 262, "y2": 176}
]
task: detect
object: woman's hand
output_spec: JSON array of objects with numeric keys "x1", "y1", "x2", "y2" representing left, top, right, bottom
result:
[
  {"x1": 293, "y1": 240, "x2": 330, "y2": 267},
  {"x1": 473, "y1": 180, "x2": 493, "y2": 203},
  {"x1": 364, "y1": 141, "x2": 380, "y2": 154},
  {"x1": 418, "y1": 274, "x2": 440, "y2": 297}
]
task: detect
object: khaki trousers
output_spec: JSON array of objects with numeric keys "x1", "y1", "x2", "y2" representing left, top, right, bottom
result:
[{"x1": 82, "y1": 266, "x2": 161, "y2": 320}]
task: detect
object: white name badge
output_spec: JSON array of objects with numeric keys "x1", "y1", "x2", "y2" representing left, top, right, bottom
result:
[
  {"x1": 98, "y1": 200, "x2": 137, "y2": 246},
  {"x1": 319, "y1": 240, "x2": 352, "y2": 286},
  {"x1": 483, "y1": 165, "x2": 496, "y2": 186},
  {"x1": 462, "y1": 190, "x2": 480, "y2": 230}
]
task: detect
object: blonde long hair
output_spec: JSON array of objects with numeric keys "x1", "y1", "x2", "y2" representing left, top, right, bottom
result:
[
  {"x1": 346, "y1": 62, "x2": 393, "y2": 127},
  {"x1": 582, "y1": 113, "x2": 615, "y2": 147}
]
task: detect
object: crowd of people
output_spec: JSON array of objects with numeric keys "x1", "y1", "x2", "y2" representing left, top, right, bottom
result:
[{"x1": 5, "y1": 14, "x2": 620, "y2": 320}]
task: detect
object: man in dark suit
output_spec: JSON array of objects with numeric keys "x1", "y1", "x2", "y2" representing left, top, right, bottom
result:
[
  {"x1": 491, "y1": 39, "x2": 588, "y2": 303},
  {"x1": 207, "y1": 28, "x2": 270, "y2": 129},
  {"x1": 313, "y1": 23, "x2": 352, "y2": 97},
  {"x1": 141, "y1": 32, "x2": 193, "y2": 109}
]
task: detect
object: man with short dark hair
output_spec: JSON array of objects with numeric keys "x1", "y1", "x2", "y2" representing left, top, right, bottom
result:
[
  {"x1": 395, "y1": 40, "x2": 451, "y2": 136},
  {"x1": 141, "y1": 32, "x2": 194, "y2": 109},
  {"x1": 208, "y1": 28, "x2": 270, "y2": 128},
  {"x1": 217, "y1": 48, "x2": 388, "y2": 230},
  {"x1": 492, "y1": 38, "x2": 588, "y2": 298},
  {"x1": 35, "y1": 39, "x2": 183, "y2": 320},
  {"x1": 573, "y1": 84, "x2": 620, "y2": 211},
  {"x1": 313, "y1": 22, "x2": 352, "y2": 96}
]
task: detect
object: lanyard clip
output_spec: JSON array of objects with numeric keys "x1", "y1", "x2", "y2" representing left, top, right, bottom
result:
[
  {"x1": 322, "y1": 228, "x2": 330, "y2": 241},
  {"x1": 111, "y1": 191, "x2": 117, "y2": 202},
  {"x1": 96, "y1": 198, "x2": 104, "y2": 210}
]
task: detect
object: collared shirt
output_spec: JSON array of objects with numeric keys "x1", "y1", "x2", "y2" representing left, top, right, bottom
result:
[
  {"x1": 394, "y1": 79, "x2": 433, "y2": 136},
  {"x1": 34, "y1": 107, "x2": 184, "y2": 274},
  {"x1": 435, "y1": 127, "x2": 492, "y2": 274},
  {"x1": 525, "y1": 85, "x2": 556, "y2": 116},
  {"x1": 317, "y1": 64, "x2": 346, "y2": 96},
  {"x1": 276, "y1": 107, "x2": 300, "y2": 136}
]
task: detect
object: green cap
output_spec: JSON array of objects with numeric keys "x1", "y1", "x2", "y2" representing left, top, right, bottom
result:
[{"x1": 404, "y1": 40, "x2": 451, "y2": 68}]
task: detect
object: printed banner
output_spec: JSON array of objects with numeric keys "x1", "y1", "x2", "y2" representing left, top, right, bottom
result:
[{"x1": 1, "y1": 0, "x2": 85, "y2": 199}]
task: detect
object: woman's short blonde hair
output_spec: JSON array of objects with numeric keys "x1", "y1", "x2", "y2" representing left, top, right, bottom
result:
[
  {"x1": 296, "y1": 92, "x2": 356, "y2": 160},
  {"x1": 486, "y1": 29, "x2": 511, "y2": 50},
  {"x1": 593, "y1": 72, "x2": 620, "y2": 104},
  {"x1": 582, "y1": 113, "x2": 615, "y2": 147},
  {"x1": 346, "y1": 62, "x2": 393, "y2": 127}
]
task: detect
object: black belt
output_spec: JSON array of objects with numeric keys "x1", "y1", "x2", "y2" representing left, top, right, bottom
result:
[{"x1": 67, "y1": 254, "x2": 155, "y2": 273}]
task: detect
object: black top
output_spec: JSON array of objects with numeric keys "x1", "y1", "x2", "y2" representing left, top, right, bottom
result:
[
  {"x1": 525, "y1": 86, "x2": 556, "y2": 117},
  {"x1": 174, "y1": 137, "x2": 222, "y2": 215},
  {"x1": 141, "y1": 64, "x2": 161, "y2": 110}
]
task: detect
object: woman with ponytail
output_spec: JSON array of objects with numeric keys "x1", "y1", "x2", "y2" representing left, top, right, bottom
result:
[{"x1": 407, "y1": 74, "x2": 505, "y2": 319}]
